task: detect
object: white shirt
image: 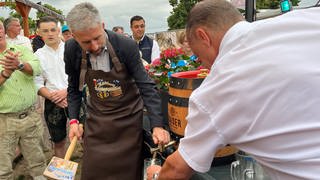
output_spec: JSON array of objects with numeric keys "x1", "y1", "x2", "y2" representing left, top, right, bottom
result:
[
  {"x1": 34, "y1": 41, "x2": 68, "y2": 91},
  {"x1": 5, "y1": 34, "x2": 32, "y2": 51},
  {"x1": 179, "y1": 7, "x2": 320, "y2": 180},
  {"x1": 89, "y1": 47, "x2": 111, "y2": 72},
  {"x1": 151, "y1": 39, "x2": 160, "y2": 62},
  {"x1": 132, "y1": 34, "x2": 160, "y2": 62}
]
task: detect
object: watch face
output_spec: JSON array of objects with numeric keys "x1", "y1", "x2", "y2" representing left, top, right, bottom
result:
[{"x1": 18, "y1": 63, "x2": 24, "y2": 70}]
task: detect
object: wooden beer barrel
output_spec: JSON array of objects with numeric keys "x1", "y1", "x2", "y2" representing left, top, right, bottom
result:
[
  {"x1": 168, "y1": 70, "x2": 206, "y2": 137},
  {"x1": 168, "y1": 70, "x2": 238, "y2": 159}
]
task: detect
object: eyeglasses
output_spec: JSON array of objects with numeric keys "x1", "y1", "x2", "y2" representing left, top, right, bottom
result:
[{"x1": 40, "y1": 28, "x2": 58, "y2": 34}]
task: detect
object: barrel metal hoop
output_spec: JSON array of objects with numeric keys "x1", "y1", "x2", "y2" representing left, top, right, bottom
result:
[
  {"x1": 169, "y1": 77, "x2": 204, "y2": 90},
  {"x1": 168, "y1": 95, "x2": 189, "y2": 107}
]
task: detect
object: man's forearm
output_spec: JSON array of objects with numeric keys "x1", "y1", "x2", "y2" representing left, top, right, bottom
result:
[
  {"x1": 20, "y1": 62, "x2": 33, "y2": 76},
  {"x1": 38, "y1": 87, "x2": 53, "y2": 100},
  {"x1": 159, "y1": 151, "x2": 194, "y2": 180}
]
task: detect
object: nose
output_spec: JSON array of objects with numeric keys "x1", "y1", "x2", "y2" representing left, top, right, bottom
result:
[
  {"x1": 89, "y1": 40, "x2": 100, "y2": 52},
  {"x1": 48, "y1": 30, "x2": 54, "y2": 36}
]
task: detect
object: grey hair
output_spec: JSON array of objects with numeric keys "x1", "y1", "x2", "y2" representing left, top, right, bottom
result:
[
  {"x1": 66, "y1": 2, "x2": 101, "y2": 32},
  {"x1": 3, "y1": 17, "x2": 20, "y2": 32},
  {"x1": 186, "y1": 0, "x2": 243, "y2": 39}
]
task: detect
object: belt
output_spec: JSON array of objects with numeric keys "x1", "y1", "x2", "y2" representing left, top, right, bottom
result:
[{"x1": 1, "y1": 105, "x2": 36, "y2": 119}]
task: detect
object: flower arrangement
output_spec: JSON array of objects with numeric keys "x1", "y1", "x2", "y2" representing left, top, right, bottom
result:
[{"x1": 145, "y1": 47, "x2": 202, "y2": 91}]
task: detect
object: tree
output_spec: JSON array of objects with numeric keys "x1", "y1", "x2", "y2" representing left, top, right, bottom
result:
[
  {"x1": 167, "y1": 0, "x2": 301, "y2": 30},
  {"x1": 36, "y1": 3, "x2": 63, "y2": 24},
  {"x1": 0, "y1": 1, "x2": 63, "y2": 34},
  {"x1": 167, "y1": 0, "x2": 199, "y2": 30},
  {"x1": 256, "y1": 0, "x2": 300, "y2": 9}
]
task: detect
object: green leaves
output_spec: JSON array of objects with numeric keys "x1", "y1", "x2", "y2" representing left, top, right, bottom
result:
[{"x1": 167, "y1": 0, "x2": 200, "y2": 30}]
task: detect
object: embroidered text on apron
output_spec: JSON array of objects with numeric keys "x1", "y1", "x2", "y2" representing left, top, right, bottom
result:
[{"x1": 80, "y1": 40, "x2": 144, "y2": 180}]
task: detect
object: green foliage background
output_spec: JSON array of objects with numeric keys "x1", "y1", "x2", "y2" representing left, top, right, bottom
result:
[
  {"x1": 0, "y1": 1, "x2": 63, "y2": 34},
  {"x1": 167, "y1": 0, "x2": 301, "y2": 30}
]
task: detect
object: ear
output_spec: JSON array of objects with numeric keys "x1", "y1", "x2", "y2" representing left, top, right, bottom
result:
[
  {"x1": 102, "y1": 22, "x2": 105, "y2": 29},
  {"x1": 72, "y1": 33, "x2": 79, "y2": 42},
  {"x1": 194, "y1": 27, "x2": 211, "y2": 47}
]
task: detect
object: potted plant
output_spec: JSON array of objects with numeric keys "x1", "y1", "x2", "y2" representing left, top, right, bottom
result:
[{"x1": 145, "y1": 47, "x2": 202, "y2": 124}]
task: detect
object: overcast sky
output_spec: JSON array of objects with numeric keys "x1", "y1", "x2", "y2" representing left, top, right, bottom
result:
[
  {"x1": 1, "y1": 0, "x2": 318, "y2": 34},
  {"x1": 0, "y1": 0, "x2": 172, "y2": 34}
]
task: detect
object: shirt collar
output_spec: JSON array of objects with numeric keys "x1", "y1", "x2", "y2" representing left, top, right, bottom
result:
[
  {"x1": 132, "y1": 34, "x2": 145, "y2": 43},
  {"x1": 43, "y1": 40, "x2": 64, "y2": 52},
  {"x1": 5, "y1": 34, "x2": 18, "y2": 40}
]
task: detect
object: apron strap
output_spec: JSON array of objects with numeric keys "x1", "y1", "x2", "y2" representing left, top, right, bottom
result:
[
  {"x1": 79, "y1": 49, "x2": 87, "y2": 92},
  {"x1": 105, "y1": 39, "x2": 122, "y2": 72}
]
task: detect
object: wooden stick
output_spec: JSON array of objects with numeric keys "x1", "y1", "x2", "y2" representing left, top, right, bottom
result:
[{"x1": 64, "y1": 136, "x2": 77, "y2": 160}]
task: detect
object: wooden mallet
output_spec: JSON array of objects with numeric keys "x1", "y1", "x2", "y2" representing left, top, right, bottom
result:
[{"x1": 43, "y1": 136, "x2": 78, "y2": 180}]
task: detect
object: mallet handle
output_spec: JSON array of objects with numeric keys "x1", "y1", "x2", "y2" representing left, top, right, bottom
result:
[{"x1": 64, "y1": 136, "x2": 78, "y2": 160}]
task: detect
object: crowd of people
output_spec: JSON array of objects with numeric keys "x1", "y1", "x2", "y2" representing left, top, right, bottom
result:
[{"x1": 0, "y1": 0, "x2": 320, "y2": 179}]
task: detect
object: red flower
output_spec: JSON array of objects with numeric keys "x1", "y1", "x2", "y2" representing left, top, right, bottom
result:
[
  {"x1": 152, "y1": 58, "x2": 161, "y2": 66},
  {"x1": 145, "y1": 47, "x2": 201, "y2": 91},
  {"x1": 145, "y1": 64, "x2": 150, "y2": 71}
]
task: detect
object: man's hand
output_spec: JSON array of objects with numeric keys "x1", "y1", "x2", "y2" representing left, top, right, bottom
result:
[
  {"x1": 147, "y1": 165, "x2": 162, "y2": 180},
  {"x1": 56, "y1": 98, "x2": 68, "y2": 108},
  {"x1": 51, "y1": 89, "x2": 67, "y2": 104},
  {"x1": 69, "y1": 123, "x2": 83, "y2": 141},
  {"x1": 152, "y1": 127, "x2": 170, "y2": 145},
  {"x1": 0, "y1": 50, "x2": 21, "y2": 71}
]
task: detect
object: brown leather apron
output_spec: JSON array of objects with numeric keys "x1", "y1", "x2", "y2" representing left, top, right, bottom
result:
[{"x1": 80, "y1": 40, "x2": 144, "y2": 180}]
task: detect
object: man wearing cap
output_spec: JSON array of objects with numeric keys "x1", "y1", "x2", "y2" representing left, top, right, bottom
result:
[{"x1": 61, "y1": 25, "x2": 73, "y2": 41}]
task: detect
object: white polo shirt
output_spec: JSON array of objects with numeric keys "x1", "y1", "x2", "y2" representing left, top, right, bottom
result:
[
  {"x1": 179, "y1": 7, "x2": 320, "y2": 180},
  {"x1": 5, "y1": 34, "x2": 32, "y2": 51}
]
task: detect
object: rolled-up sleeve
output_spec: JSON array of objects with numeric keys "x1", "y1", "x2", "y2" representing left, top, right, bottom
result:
[{"x1": 178, "y1": 95, "x2": 225, "y2": 172}]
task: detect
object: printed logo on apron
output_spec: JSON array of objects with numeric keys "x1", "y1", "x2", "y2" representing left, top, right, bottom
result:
[{"x1": 93, "y1": 78, "x2": 123, "y2": 99}]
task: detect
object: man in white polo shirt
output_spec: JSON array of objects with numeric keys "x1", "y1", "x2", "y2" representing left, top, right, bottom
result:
[
  {"x1": 3, "y1": 17, "x2": 32, "y2": 51},
  {"x1": 149, "y1": 0, "x2": 320, "y2": 179}
]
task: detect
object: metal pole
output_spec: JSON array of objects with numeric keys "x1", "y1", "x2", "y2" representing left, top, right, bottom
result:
[{"x1": 245, "y1": 0, "x2": 256, "y2": 22}]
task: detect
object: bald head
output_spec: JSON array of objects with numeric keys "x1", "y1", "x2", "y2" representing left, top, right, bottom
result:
[{"x1": 186, "y1": 0, "x2": 243, "y2": 38}]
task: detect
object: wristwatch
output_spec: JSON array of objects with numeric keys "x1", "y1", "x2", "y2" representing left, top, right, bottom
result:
[{"x1": 18, "y1": 62, "x2": 25, "y2": 71}]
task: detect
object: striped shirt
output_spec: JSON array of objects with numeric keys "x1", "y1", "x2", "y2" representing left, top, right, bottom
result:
[{"x1": 0, "y1": 44, "x2": 41, "y2": 113}]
